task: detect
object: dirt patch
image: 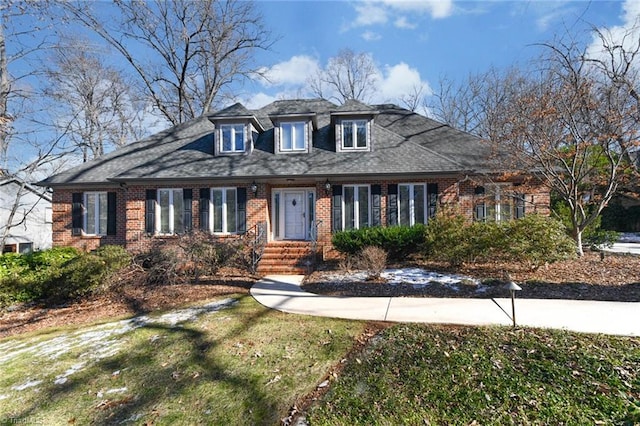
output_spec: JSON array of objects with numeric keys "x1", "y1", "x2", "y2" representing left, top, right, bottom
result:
[
  {"x1": 303, "y1": 251, "x2": 640, "y2": 302},
  {"x1": 0, "y1": 275, "x2": 255, "y2": 339}
]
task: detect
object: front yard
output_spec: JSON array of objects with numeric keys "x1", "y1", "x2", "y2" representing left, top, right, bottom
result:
[{"x1": 1, "y1": 250, "x2": 639, "y2": 424}]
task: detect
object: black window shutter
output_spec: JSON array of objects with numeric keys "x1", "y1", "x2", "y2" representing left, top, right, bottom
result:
[
  {"x1": 199, "y1": 188, "x2": 210, "y2": 231},
  {"x1": 515, "y1": 193, "x2": 526, "y2": 219},
  {"x1": 107, "y1": 192, "x2": 117, "y2": 235},
  {"x1": 427, "y1": 183, "x2": 438, "y2": 219},
  {"x1": 183, "y1": 189, "x2": 192, "y2": 232},
  {"x1": 371, "y1": 184, "x2": 381, "y2": 227},
  {"x1": 332, "y1": 185, "x2": 343, "y2": 232},
  {"x1": 145, "y1": 189, "x2": 156, "y2": 234},
  {"x1": 387, "y1": 184, "x2": 398, "y2": 226},
  {"x1": 237, "y1": 187, "x2": 247, "y2": 233},
  {"x1": 72, "y1": 192, "x2": 83, "y2": 236}
]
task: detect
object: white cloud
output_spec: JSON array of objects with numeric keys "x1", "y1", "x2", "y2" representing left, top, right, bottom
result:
[
  {"x1": 243, "y1": 92, "x2": 278, "y2": 109},
  {"x1": 362, "y1": 30, "x2": 382, "y2": 41},
  {"x1": 586, "y1": 0, "x2": 640, "y2": 64},
  {"x1": 374, "y1": 62, "x2": 432, "y2": 102},
  {"x1": 250, "y1": 53, "x2": 432, "y2": 109},
  {"x1": 354, "y1": 3, "x2": 388, "y2": 26},
  {"x1": 256, "y1": 55, "x2": 320, "y2": 87},
  {"x1": 394, "y1": 16, "x2": 417, "y2": 29},
  {"x1": 350, "y1": 0, "x2": 454, "y2": 32}
]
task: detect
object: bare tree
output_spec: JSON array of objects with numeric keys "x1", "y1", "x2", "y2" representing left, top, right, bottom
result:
[
  {"x1": 398, "y1": 83, "x2": 429, "y2": 113},
  {"x1": 0, "y1": 2, "x2": 72, "y2": 252},
  {"x1": 308, "y1": 49, "x2": 378, "y2": 103},
  {"x1": 499, "y1": 34, "x2": 639, "y2": 256},
  {"x1": 426, "y1": 67, "x2": 530, "y2": 140},
  {"x1": 44, "y1": 39, "x2": 146, "y2": 162},
  {"x1": 62, "y1": 0, "x2": 274, "y2": 125}
]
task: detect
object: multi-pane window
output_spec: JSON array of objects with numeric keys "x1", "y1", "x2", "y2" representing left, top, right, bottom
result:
[
  {"x1": 220, "y1": 124, "x2": 245, "y2": 153},
  {"x1": 158, "y1": 189, "x2": 184, "y2": 234},
  {"x1": 280, "y1": 122, "x2": 306, "y2": 151},
  {"x1": 474, "y1": 186, "x2": 525, "y2": 222},
  {"x1": 211, "y1": 188, "x2": 237, "y2": 233},
  {"x1": 398, "y1": 184, "x2": 426, "y2": 226},
  {"x1": 341, "y1": 120, "x2": 368, "y2": 150},
  {"x1": 84, "y1": 192, "x2": 108, "y2": 235},
  {"x1": 343, "y1": 185, "x2": 370, "y2": 230}
]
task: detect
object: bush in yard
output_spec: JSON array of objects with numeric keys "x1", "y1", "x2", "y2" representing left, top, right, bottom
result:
[
  {"x1": 176, "y1": 231, "x2": 249, "y2": 281},
  {"x1": 93, "y1": 245, "x2": 132, "y2": 273},
  {"x1": 422, "y1": 212, "x2": 575, "y2": 268},
  {"x1": 0, "y1": 246, "x2": 133, "y2": 306},
  {"x1": 423, "y1": 212, "x2": 472, "y2": 266},
  {"x1": 135, "y1": 242, "x2": 182, "y2": 285},
  {"x1": 355, "y1": 246, "x2": 388, "y2": 280},
  {"x1": 331, "y1": 224, "x2": 426, "y2": 261},
  {"x1": 39, "y1": 253, "x2": 107, "y2": 301},
  {"x1": 136, "y1": 233, "x2": 252, "y2": 285},
  {"x1": 504, "y1": 214, "x2": 576, "y2": 269}
]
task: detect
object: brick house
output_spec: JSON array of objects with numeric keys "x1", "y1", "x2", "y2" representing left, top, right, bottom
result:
[{"x1": 39, "y1": 99, "x2": 549, "y2": 273}]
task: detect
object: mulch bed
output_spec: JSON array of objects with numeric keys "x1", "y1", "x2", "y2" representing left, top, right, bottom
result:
[
  {"x1": 303, "y1": 251, "x2": 640, "y2": 302},
  {"x1": 0, "y1": 276, "x2": 255, "y2": 339},
  {"x1": 2, "y1": 251, "x2": 639, "y2": 339}
]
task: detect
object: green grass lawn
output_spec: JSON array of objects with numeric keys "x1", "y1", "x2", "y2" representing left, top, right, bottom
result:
[
  {"x1": 2, "y1": 297, "x2": 639, "y2": 425},
  {"x1": 308, "y1": 325, "x2": 640, "y2": 425},
  {"x1": 0, "y1": 295, "x2": 366, "y2": 425}
]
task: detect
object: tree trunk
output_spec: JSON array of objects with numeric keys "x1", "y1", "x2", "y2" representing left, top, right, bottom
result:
[{"x1": 574, "y1": 228, "x2": 584, "y2": 257}]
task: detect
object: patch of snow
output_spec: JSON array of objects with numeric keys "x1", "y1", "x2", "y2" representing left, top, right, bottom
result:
[
  {"x1": 0, "y1": 394, "x2": 9, "y2": 400},
  {"x1": 121, "y1": 413, "x2": 144, "y2": 423},
  {"x1": 12, "y1": 379, "x2": 42, "y2": 391},
  {"x1": 619, "y1": 233, "x2": 640, "y2": 243},
  {"x1": 382, "y1": 268, "x2": 478, "y2": 286},
  {"x1": 106, "y1": 387, "x2": 128, "y2": 394},
  {"x1": 324, "y1": 268, "x2": 479, "y2": 289},
  {"x1": 0, "y1": 299, "x2": 238, "y2": 397},
  {"x1": 54, "y1": 362, "x2": 86, "y2": 385}
]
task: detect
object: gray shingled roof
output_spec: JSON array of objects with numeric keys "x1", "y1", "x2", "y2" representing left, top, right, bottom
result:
[{"x1": 40, "y1": 99, "x2": 498, "y2": 186}]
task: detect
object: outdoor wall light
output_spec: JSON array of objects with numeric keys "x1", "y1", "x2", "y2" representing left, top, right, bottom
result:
[
  {"x1": 250, "y1": 181, "x2": 258, "y2": 195},
  {"x1": 505, "y1": 280, "x2": 522, "y2": 327},
  {"x1": 324, "y1": 179, "x2": 332, "y2": 193}
]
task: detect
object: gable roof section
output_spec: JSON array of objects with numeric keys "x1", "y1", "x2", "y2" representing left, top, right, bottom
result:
[
  {"x1": 40, "y1": 99, "x2": 498, "y2": 187},
  {"x1": 0, "y1": 178, "x2": 52, "y2": 202}
]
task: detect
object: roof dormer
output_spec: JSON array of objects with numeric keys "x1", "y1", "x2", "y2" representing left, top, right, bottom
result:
[
  {"x1": 208, "y1": 103, "x2": 264, "y2": 156},
  {"x1": 269, "y1": 112, "x2": 317, "y2": 154},
  {"x1": 331, "y1": 100, "x2": 378, "y2": 153}
]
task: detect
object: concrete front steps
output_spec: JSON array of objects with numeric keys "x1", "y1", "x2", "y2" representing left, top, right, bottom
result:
[{"x1": 256, "y1": 241, "x2": 318, "y2": 275}]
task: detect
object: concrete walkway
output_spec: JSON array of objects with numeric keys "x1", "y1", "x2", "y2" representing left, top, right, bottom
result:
[{"x1": 250, "y1": 275, "x2": 640, "y2": 336}]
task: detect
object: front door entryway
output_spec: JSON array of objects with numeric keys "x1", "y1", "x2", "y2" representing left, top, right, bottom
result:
[
  {"x1": 284, "y1": 191, "x2": 305, "y2": 239},
  {"x1": 272, "y1": 188, "x2": 316, "y2": 241}
]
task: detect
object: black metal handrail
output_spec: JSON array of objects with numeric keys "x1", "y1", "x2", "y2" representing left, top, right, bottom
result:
[
  {"x1": 246, "y1": 221, "x2": 267, "y2": 273},
  {"x1": 309, "y1": 219, "x2": 323, "y2": 265}
]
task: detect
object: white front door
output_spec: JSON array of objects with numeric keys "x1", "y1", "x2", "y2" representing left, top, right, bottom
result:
[{"x1": 284, "y1": 191, "x2": 306, "y2": 239}]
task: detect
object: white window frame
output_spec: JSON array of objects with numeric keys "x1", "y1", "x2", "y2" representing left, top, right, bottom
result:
[
  {"x1": 219, "y1": 124, "x2": 246, "y2": 153},
  {"x1": 156, "y1": 188, "x2": 183, "y2": 235},
  {"x1": 342, "y1": 184, "x2": 371, "y2": 230},
  {"x1": 476, "y1": 185, "x2": 515, "y2": 222},
  {"x1": 341, "y1": 119, "x2": 369, "y2": 150},
  {"x1": 83, "y1": 191, "x2": 108, "y2": 236},
  {"x1": 210, "y1": 187, "x2": 238, "y2": 234},
  {"x1": 398, "y1": 183, "x2": 427, "y2": 226},
  {"x1": 279, "y1": 121, "x2": 307, "y2": 152}
]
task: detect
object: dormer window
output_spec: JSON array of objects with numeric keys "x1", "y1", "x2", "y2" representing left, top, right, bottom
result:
[
  {"x1": 342, "y1": 120, "x2": 368, "y2": 149},
  {"x1": 220, "y1": 124, "x2": 246, "y2": 153},
  {"x1": 280, "y1": 122, "x2": 306, "y2": 151}
]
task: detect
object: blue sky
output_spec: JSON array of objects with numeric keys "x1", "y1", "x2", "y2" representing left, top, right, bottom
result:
[{"x1": 238, "y1": 0, "x2": 639, "y2": 109}]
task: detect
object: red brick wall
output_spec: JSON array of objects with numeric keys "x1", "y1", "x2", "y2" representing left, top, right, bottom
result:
[{"x1": 51, "y1": 176, "x2": 551, "y2": 252}]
